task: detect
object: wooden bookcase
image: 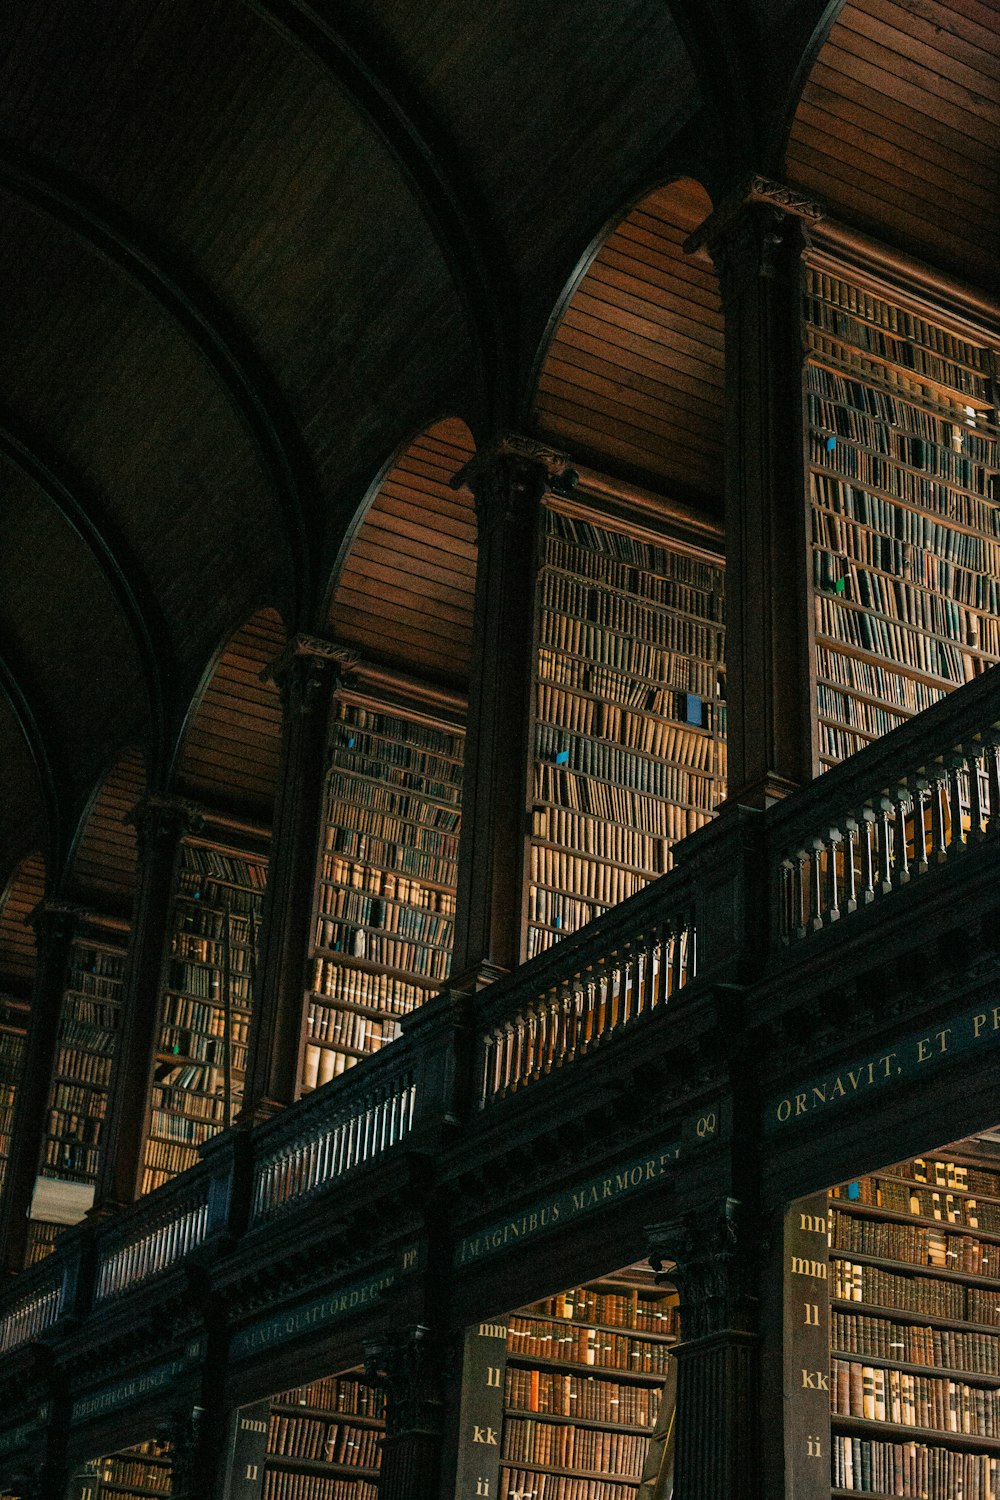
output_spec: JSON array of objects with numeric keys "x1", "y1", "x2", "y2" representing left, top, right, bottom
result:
[
  {"x1": 829, "y1": 1144, "x2": 1000, "y2": 1496},
  {"x1": 73, "y1": 1441, "x2": 172, "y2": 1498},
  {"x1": 0, "y1": 992, "x2": 27, "y2": 1197},
  {"x1": 501, "y1": 1266, "x2": 678, "y2": 1498},
  {"x1": 143, "y1": 832, "x2": 267, "y2": 1194},
  {"x1": 804, "y1": 258, "x2": 1000, "y2": 770},
  {"x1": 299, "y1": 673, "x2": 464, "y2": 1093},
  {"x1": 527, "y1": 495, "x2": 726, "y2": 959},
  {"x1": 262, "y1": 1371, "x2": 385, "y2": 1500},
  {"x1": 21, "y1": 915, "x2": 129, "y2": 1264}
]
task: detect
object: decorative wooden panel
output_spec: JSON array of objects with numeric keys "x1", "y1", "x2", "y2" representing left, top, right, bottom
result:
[
  {"x1": 329, "y1": 418, "x2": 477, "y2": 686},
  {"x1": 176, "y1": 608, "x2": 284, "y2": 815},
  {"x1": 786, "y1": 0, "x2": 1000, "y2": 288},
  {"x1": 70, "y1": 749, "x2": 145, "y2": 909},
  {"x1": 0, "y1": 854, "x2": 45, "y2": 982},
  {"x1": 533, "y1": 178, "x2": 723, "y2": 499}
]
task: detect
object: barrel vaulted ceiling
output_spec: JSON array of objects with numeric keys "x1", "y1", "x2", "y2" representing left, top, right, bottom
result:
[{"x1": 0, "y1": 0, "x2": 996, "y2": 898}]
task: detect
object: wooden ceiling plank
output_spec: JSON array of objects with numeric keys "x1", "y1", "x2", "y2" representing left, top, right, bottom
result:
[
  {"x1": 537, "y1": 372, "x2": 720, "y2": 460},
  {"x1": 546, "y1": 336, "x2": 725, "y2": 415},
  {"x1": 825, "y1": 30, "x2": 997, "y2": 141},
  {"x1": 554, "y1": 320, "x2": 724, "y2": 399},
  {"x1": 539, "y1": 359, "x2": 722, "y2": 451},
  {"x1": 573, "y1": 280, "x2": 725, "y2": 354},
  {"x1": 585, "y1": 261, "x2": 724, "y2": 337},
  {"x1": 536, "y1": 407, "x2": 716, "y2": 493},
  {"x1": 842, "y1": 1, "x2": 1000, "y2": 93},
  {"x1": 342, "y1": 550, "x2": 476, "y2": 604},
  {"x1": 564, "y1": 301, "x2": 725, "y2": 380},
  {"x1": 596, "y1": 242, "x2": 722, "y2": 312}
]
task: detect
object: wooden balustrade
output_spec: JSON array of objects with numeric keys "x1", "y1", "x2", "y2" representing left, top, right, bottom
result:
[
  {"x1": 93, "y1": 1170, "x2": 212, "y2": 1302},
  {"x1": 475, "y1": 876, "x2": 696, "y2": 1107},
  {"x1": 770, "y1": 671, "x2": 1000, "y2": 948},
  {"x1": 250, "y1": 1047, "x2": 419, "y2": 1223},
  {"x1": 0, "y1": 1258, "x2": 64, "y2": 1353}
]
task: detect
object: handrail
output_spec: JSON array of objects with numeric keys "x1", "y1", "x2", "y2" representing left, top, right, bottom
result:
[
  {"x1": 93, "y1": 1162, "x2": 213, "y2": 1302},
  {"x1": 0, "y1": 1256, "x2": 64, "y2": 1353},
  {"x1": 249, "y1": 1037, "x2": 419, "y2": 1224},
  {"x1": 474, "y1": 868, "x2": 697, "y2": 1107},
  {"x1": 768, "y1": 666, "x2": 1000, "y2": 947}
]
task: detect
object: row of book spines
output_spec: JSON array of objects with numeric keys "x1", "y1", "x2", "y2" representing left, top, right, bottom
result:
[
  {"x1": 831, "y1": 1209, "x2": 1000, "y2": 1274},
  {"x1": 813, "y1": 551, "x2": 1000, "y2": 657},
  {"x1": 277, "y1": 1382, "x2": 384, "y2": 1420},
  {"x1": 815, "y1": 595, "x2": 977, "y2": 686},
  {"x1": 175, "y1": 902, "x2": 259, "y2": 938},
  {"x1": 304, "y1": 1007, "x2": 400, "y2": 1052},
  {"x1": 537, "y1": 614, "x2": 724, "y2": 683},
  {"x1": 162, "y1": 996, "x2": 250, "y2": 1040},
  {"x1": 812, "y1": 464, "x2": 1000, "y2": 556},
  {"x1": 325, "y1": 777, "x2": 460, "y2": 831},
  {"x1": 180, "y1": 848, "x2": 268, "y2": 888},
  {"x1": 817, "y1": 684, "x2": 907, "y2": 740},
  {"x1": 151, "y1": 1084, "x2": 226, "y2": 1122},
  {"x1": 42, "y1": 1140, "x2": 99, "y2": 1175},
  {"x1": 323, "y1": 815, "x2": 460, "y2": 866},
  {"x1": 328, "y1": 756, "x2": 461, "y2": 811},
  {"x1": 542, "y1": 555, "x2": 722, "y2": 618},
  {"x1": 301, "y1": 1044, "x2": 353, "y2": 1090},
  {"x1": 320, "y1": 840, "x2": 457, "y2": 892},
  {"x1": 507, "y1": 1319, "x2": 670, "y2": 1374},
  {"x1": 832, "y1": 1312, "x2": 1000, "y2": 1373},
  {"x1": 810, "y1": 434, "x2": 997, "y2": 523},
  {"x1": 807, "y1": 369, "x2": 997, "y2": 456},
  {"x1": 333, "y1": 703, "x2": 463, "y2": 761},
  {"x1": 534, "y1": 759, "x2": 719, "y2": 820},
  {"x1": 313, "y1": 920, "x2": 452, "y2": 978},
  {"x1": 320, "y1": 861, "x2": 456, "y2": 912},
  {"x1": 55, "y1": 1047, "x2": 111, "y2": 1086},
  {"x1": 267, "y1": 1414, "x2": 382, "y2": 1467},
  {"x1": 831, "y1": 1433, "x2": 999, "y2": 1496},
  {"x1": 831, "y1": 1357, "x2": 1000, "y2": 1435},
  {"x1": 309, "y1": 960, "x2": 427, "y2": 1013},
  {"x1": 500, "y1": 1468, "x2": 637, "y2": 1500},
  {"x1": 534, "y1": 722, "x2": 719, "y2": 795},
  {"x1": 171, "y1": 931, "x2": 256, "y2": 969},
  {"x1": 532, "y1": 1291, "x2": 677, "y2": 1335},
  {"x1": 65, "y1": 971, "x2": 124, "y2": 1001},
  {"x1": 806, "y1": 329, "x2": 997, "y2": 436},
  {"x1": 160, "y1": 1026, "x2": 247, "y2": 1071},
  {"x1": 531, "y1": 808, "x2": 671, "y2": 878},
  {"x1": 94, "y1": 1459, "x2": 171, "y2": 1491},
  {"x1": 502, "y1": 1417, "x2": 647, "y2": 1475},
  {"x1": 535, "y1": 685, "x2": 725, "y2": 764},
  {"x1": 148, "y1": 1109, "x2": 216, "y2": 1146},
  {"x1": 530, "y1": 846, "x2": 665, "y2": 908},
  {"x1": 836, "y1": 1177, "x2": 1000, "y2": 1232},
  {"x1": 812, "y1": 494, "x2": 1000, "y2": 588},
  {"x1": 804, "y1": 296, "x2": 995, "y2": 404},
  {"x1": 315, "y1": 886, "x2": 455, "y2": 941},
  {"x1": 539, "y1": 586, "x2": 725, "y2": 660},
  {"x1": 152, "y1": 1060, "x2": 227, "y2": 1094},
  {"x1": 537, "y1": 648, "x2": 719, "y2": 709},
  {"x1": 57, "y1": 1019, "x2": 118, "y2": 1054},
  {"x1": 804, "y1": 269, "x2": 995, "y2": 370},
  {"x1": 166, "y1": 961, "x2": 252, "y2": 1001},
  {"x1": 505, "y1": 1367, "x2": 659, "y2": 1425},
  {"x1": 329, "y1": 726, "x2": 463, "y2": 780},
  {"x1": 816, "y1": 643, "x2": 943, "y2": 716},
  {"x1": 46, "y1": 1106, "x2": 103, "y2": 1141},
  {"x1": 832, "y1": 1259, "x2": 1000, "y2": 1323},
  {"x1": 262, "y1": 1473, "x2": 377, "y2": 1500},
  {"x1": 542, "y1": 514, "x2": 723, "y2": 596},
  {"x1": 142, "y1": 1138, "x2": 202, "y2": 1175}
]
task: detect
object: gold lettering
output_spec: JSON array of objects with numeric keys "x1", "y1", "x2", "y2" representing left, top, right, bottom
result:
[
  {"x1": 776, "y1": 1099, "x2": 791, "y2": 1123},
  {"x1": 486, "y1": 1366, "x2": 502, "y2": 1388},
  {"x1": 473, "y1": 1426, "x2": 499, "y2": 1445},
  {"x1": 795, "y1": 1093, "x2": 807, "y2": 1116},
  {"x1": 917, "y1": 1037, "x2": 931, "y2": 1063},
  {"x1": 811, "y1": 1085, "x2": 826, "y2": 1106},
  {"x1": 804, "y1": 1303, "x2": 820, "y2": 1326},
  {"x1": 974, "y1": 1013, "x2": 987, "y2": 1038},
  {"x1": 936, "y1": 1028, "x2": 951, "y2": 1053}
]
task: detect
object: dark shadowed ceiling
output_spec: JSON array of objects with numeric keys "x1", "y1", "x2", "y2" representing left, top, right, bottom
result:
[{"x1": 0, "y1": 0, "x2": 996, "y2": 902}]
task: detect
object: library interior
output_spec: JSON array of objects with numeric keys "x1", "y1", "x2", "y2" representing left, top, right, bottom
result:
[{"x1": 0, "y1": 0, "x2": 998, "y2": 1496}]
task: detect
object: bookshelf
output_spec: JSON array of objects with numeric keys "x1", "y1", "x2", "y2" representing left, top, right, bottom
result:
[
  {"x1": 527, "y1": 499, "x2": 725, "y2": 958},
  {"x1": 804, "y1": 262, "x2": 1000, "y2": 769},
  {"x1": 143, "y1": 837, "x2": 266, "y2": 1194},
  {"x1": 829, "y1": 1144, "x2": 1000, "y2": 1495},
  {"x1": 501, "y1": 1266, "x2": 678, "y2": 1499},
  {"x1": 73, "y1": 1441, "x2": 173, "y2": 1499},
  {"x1": 300, "y1": 682, "x2": 463, "y2": 1092},
  {"x1": 261, "y1": 1371, "x2": 385, "y2": 1500},
  {"x1": 0, "y1": 992, "x2": 27, "y2": 1196}
]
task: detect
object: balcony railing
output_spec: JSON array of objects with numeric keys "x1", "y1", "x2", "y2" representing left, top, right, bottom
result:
[
  {"x1": 476, "y1": 872, "x2": 696, "y2": 1108},
  {"x1": 769, "y1": 670, "x2": 1000, "y2": 948},
  {"x1": 2, "y1": 667, "x2": 999, "y2": 1357}
]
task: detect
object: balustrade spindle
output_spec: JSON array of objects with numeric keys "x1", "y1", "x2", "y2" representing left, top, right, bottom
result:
[
  {"x1": 930, "y1": 770, "x2": 949, "y2": 861},
  {"x1": 985, "y1": 734, "x2": 1000, "y2": 835},
  {"x1": 809, "y1": 839, "x2": 825, "y2": 929},
  {"x1": 947, "y1": 755, "x2": 967, "y2": 853},
  {"x1": 966, "y1": 746, "x2": 985, "y2": 841},
  {"x1": 893, "y1": 790, "x2": 911, "y2": 885},
  {"x1": 859, "y1": 812, "x2": 875, "y2": 904},
  {"x1": 910, "y1": 780, "x2": 930, "y2": 874},
  {"x1": 875, "y1": 798, "x2": 894, "y2": 894},
  {"x1": 825, "y1": 830, "x2": 841, "y2": 921}
]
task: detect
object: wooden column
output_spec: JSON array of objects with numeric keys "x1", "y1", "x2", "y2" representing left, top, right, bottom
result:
[
  {"x1": 364, "y1": 1325, "x2": 447, "y2": 1500},
  {"x1": 0, "y1": 900, "x2": 79, "y2": 1276},
  {"x1": 93, "y1": 796, "x2": 201, "y2": 1212},
  {"x1": 239, "y1": 635, "x2": 355, "y2": 1123},
  {"x1": 451, "y1": 435, "x2": 567, "y2": 979},
  {"x1": 692, "y1": 177, "x2": 824, "y2": 805},
  {"x1": 648, "y1": 1197, "x2": 762, "y2": 1500}
]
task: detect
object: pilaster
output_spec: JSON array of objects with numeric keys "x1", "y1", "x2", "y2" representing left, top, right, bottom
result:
[
  {"x1": 451, "y1": 435, "x2": 569, "y2": 974},
  {"x1": 648, "y1": 1197, "x2": 762, "y2": 1500},
  {"x1": 0, "y1": 900, "x2": 81, "y2": 1275},
  {"x1": 363, "y1": 1324, "x2": 446, "y2": 1500},
  {"x1": 690, "y1": 175, "x2": 825, "y2": 805},
  {"x1": 239, "y1": 635, "x2": 357, "y2": 1124},
  {"x1": 93, "y1": 796, "x2": 203, "y2": 1212}
]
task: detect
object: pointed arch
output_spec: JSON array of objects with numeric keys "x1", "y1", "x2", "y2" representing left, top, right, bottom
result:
[
  {"x1": 64, "y1": 749, "x2": 146, "y2": 912},
  {"x1": 171, "y1": 608, "x2": 286, "y2": 818},
  {"x1": 529, "y1": 179, "x2": 723, "y2": 506},
  {"x1": 783, "y1": 0, "x2": 1000, "y2": 289},
  {"x1": 326, "y1": 418, "x2": 477, "y2": 686}
]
